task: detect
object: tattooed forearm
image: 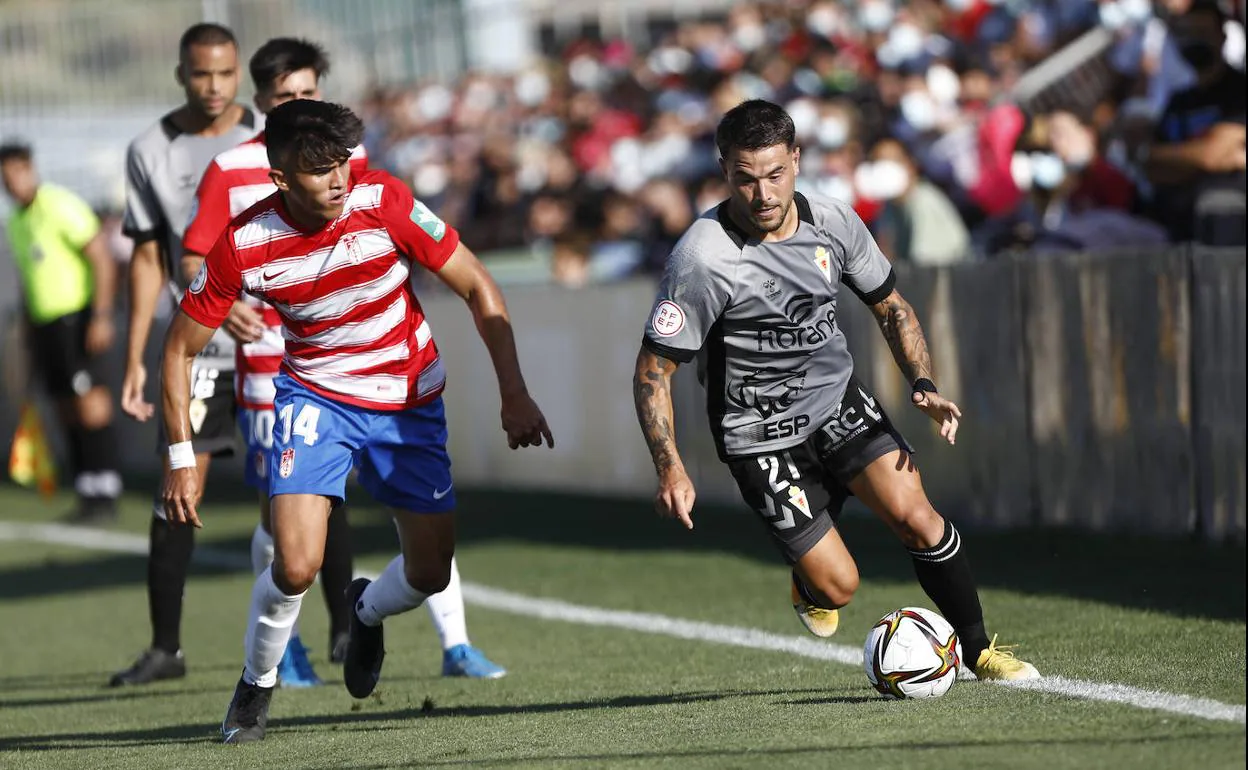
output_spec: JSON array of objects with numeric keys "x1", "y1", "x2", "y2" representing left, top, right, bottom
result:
[
  {"x1": 871, "y1": 290, "x2": 932, "y2": 384},
  {"x1": 633, "y1": 348, "x2": 682, "y2": 475}
]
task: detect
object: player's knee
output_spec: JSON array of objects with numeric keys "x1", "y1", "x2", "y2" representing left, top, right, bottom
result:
[
  {"x1": 274, "y1": 558, "x2": 321, "y2": 594},
  {"x1": 807, "y1": 571, "x2": 858, "y2": 609},
  {"x1": 890, "y1": 503, "x2": 943, "y2": 550},
  {"x1": 404, "y1": 560, "x2": 451, "y2": 596}
]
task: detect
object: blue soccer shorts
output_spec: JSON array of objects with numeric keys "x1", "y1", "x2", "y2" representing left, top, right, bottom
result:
[
  {"x1": 238, "y1": 408, "x2": 276, "y2": 491},
  {"x1": 267, "y1": 373, "x2": 456, "y2": 512}
]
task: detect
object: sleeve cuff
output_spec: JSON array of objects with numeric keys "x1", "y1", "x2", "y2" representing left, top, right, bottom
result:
[
  {"x1": 642, "y1": 337, "x2": 697, "y2": 363},
  {"x1": 179, "y1": 300, "x2": 224, "y2": 331},
  {"x1": 848, "y1": 268, "x2": 896, "y2": 306},
  {"x1": 123, "y1": 227, "x2": 161, "y2": 245}
]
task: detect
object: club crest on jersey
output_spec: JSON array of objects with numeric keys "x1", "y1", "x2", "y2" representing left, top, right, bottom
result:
[
  {"x1": 410, "y1": 200, "x2": 447, "y2": 242},
  {"x1": 279, "y1": 448, "x2": 295, "y2": 479},
  {"x1": 813, "y1": 246, "x2": 832, "y2": 284},
  {"x1": 651, "y1": 300, "x2": 686, "y2": 337}
]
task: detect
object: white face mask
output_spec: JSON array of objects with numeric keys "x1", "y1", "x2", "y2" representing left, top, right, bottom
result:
[
  {"x1": 416, "y1": 85, "x2": 454, "y2": 122},
  {"x1": 807, "y1": 5, "x2": 840, "y2": 38},
  {"x1": 1121, "y1": 0, "x2": 1153, "y2": 24},
  {"x1": 859, "y1": 1, "x2": 894, "y2": 33},
  {"x1": 412, "y1": 163, "x2": 449, "y2": 198},
  {"x1": 733, "y1": 24, "x2": 767, "y2": 52},
  {"x1": 568, "y1": 55, "x2": 605, "y2": 90},
  {"x1": 945, "y1": 0, "x2": 974, "y2": 11},
  {"x1": 787, "y1": 99, "x2": 821, "y2": 141},
  {"x1": 817, "y1": 174, "x2": 856, "y2": 205},
  {"x1": 1099, "y1": 1, "x2": 1127, "y2": 31},
  {"x1": 817, "y1": 117, "x2": 850, "y2": 149},
  {"x1": 900, "y1": 91, "x2": 938, "y2": 132},
  {"x1": 856, "y1": 159, "x2": 911, "y2": 201},
  {"x1": 1030, "y1": 152, "x2": 1066, "y2": 190},
  {"x1": 514, "y1": 71, "x2": 550, "y2": 107},
  {"x1": 888, "y1": 24, "x2": 927, "y2": 63},
  {"x1": 926, "y1": 64, "x2": 962, "y2": 106}
]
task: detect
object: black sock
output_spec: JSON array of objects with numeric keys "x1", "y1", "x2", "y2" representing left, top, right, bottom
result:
[
  {"x1": 75, "y1": 425, "x2": 121, "y2": 509},
  {"x1": 908, "y1": 519, "x2": 990, "y2": 665},
  {"x1": 320, "y1": 504, "x2": 354, "y2": 639},
  {"x1": 148, "y1": 515, "x2": 195, "y2": 654}
]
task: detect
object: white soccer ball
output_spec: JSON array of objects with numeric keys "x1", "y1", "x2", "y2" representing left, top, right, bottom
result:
[{"x1": 863, "y1": 607, "x2": 962, "y2": 699}]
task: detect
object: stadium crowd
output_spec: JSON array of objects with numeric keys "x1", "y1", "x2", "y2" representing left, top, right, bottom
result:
[{"x1": 346, "y1": 0, "x2": 1245, "y2": 286}]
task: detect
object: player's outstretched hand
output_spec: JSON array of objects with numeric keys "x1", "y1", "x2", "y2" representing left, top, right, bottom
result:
[
  {"x1": 656, "y1": 469, "x2": 696, "y2": 530},
  {"x1": 223, "y1": 301, "x2": 264, "y2": 344},
  {"x1": 162, "y1": 467, "x2": 203, "y2": 528},
  {"x1": 912, "y1": 390, "x2": 961, "y2": 445},
  {"x1": 121, "y1": 363, "x2": 155, "y2": 422},
  {"x1": 501, "y1": 391, "x2": 554, "y2": 449}
]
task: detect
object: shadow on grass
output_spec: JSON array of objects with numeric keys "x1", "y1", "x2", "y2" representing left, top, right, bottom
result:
[
  {"x1": 2, "y1": 484, "x2": 1243, "y2": 622},
  {"x1": 0, "y1": 687, "x2": 825, "y2": 752}
]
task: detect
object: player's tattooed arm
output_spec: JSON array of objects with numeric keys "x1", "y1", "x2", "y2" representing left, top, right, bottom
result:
[
  {"x1": 633, "y1": 348, "x2": 682, "y2": 475},
  {"x1": 869, "y1": 288, "x2": 933, "y2": 385}
]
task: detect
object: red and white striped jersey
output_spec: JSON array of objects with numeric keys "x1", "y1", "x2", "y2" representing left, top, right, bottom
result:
[
  {"x1": 183, "y1": 132, "x2": 368, "y2": 410},
  {"x1": 181, "y1": 169, "x2": 459, "y2": 412}
]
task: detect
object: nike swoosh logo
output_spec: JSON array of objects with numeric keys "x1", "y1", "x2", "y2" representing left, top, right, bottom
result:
[
  {"x1": 262, "y1": 269, "x2": 283, "y2": 282},
  {"x1": 432, "y1": 485, "x2": 453, "y2": 500},
  {"x1": 223, "y1": 727, "x2": 241, "y2": 743}
]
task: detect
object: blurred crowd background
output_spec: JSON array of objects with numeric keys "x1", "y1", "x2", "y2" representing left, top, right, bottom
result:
[
  {"x1": 4, "y1": 0, "x2": 1244, "y2": 289},
  {"x1": 350, "y1": 0, "x2": 1247, "y2": 286}
]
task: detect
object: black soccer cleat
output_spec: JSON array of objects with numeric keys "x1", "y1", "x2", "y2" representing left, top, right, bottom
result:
[
  {"x1": 329, "y1": 630, "x2": 350, "y2": 665},
  {"x1": 222, "y1": 674, "x2": 274, "y2": 744},
  {"x1": 109, "y1": 648, "x2": 186, "y2": 687},
  {"x1": 343, "y1": 578, "x2": 385, "y2": 698}
]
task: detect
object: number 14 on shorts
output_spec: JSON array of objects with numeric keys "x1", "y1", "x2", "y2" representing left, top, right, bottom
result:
[{"x1": 278, "y1": 404, "x2": 321, "y2": 446}]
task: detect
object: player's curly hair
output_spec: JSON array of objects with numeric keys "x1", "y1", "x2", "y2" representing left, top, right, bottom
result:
[
  {"x1": 715, "y1": 99, "x2": 796, "y2": 159},
  {"x1": 265, "y1": 99, "x2": 364, "y2": 172}
]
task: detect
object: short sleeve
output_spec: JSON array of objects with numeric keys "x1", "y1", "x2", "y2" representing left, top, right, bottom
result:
[
  {"x1": 122, "y1": 141, "x2": 164, "y2": 243},
  {"x1": 836, "y1": 202, "x2": 896, "y2": 305},
  {"x1": 51, "y1": 187, "x2": 101, "y2": 251},
  {"x1": 379, "y1": 174, "x2": 460, "y2": 271},
  {"x1": 179, "y1": 230, "x2": 243, "y2": 329},
  {"x1": 183, "y1": 160, "x2": 233, "y2": 256},
  {"x1": 641, "y1": 236, "x2": 733, "y2": 363}
]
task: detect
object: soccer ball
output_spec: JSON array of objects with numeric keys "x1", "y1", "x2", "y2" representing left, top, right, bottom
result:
[{"x1": 863, "y1": 607, "x2": 962, "y2": 699}]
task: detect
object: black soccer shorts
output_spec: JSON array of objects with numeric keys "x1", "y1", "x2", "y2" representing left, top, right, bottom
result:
[
  {"x1": 726, "y1": 375, "x2": 914, "y2": 564},
  {"x1": 28, "y1": 308, "x2": 108, "y2": 398},
  {"x1": 155, "y1": 358, "x2": 236, "y2": 458}
]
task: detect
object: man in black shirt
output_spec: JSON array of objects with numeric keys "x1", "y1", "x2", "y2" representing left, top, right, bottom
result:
[{"x1": 1146, "y1": 0, "x2": 1247, "y2": 244}]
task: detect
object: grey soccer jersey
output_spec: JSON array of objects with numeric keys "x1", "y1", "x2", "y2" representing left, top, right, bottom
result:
[
  {"x1": 642, "y1": 192, "x2": 895, "y2": 460},
  {"x1": 122, "y1": 108, "x2": 258, "y2": 368}
]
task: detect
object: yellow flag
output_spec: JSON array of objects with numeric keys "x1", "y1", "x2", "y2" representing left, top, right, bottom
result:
[{"x1": 9, "y1": 402, "x2": 56, "y2": 497}]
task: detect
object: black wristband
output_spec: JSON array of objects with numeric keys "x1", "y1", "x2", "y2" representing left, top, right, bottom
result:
[{"x1": 912, "y1": 377, "x2": 938, "y2": 395}]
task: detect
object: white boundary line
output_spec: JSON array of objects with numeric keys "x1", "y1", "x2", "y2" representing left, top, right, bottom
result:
[{"x1": 1, "y1": 520, "x2": 1244, "y2": 726}]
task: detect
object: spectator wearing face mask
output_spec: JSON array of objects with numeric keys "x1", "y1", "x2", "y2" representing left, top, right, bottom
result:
[
  {"x1": 1047, "y1": 108, "x2": 1137, "y2": 213},
  {"x1": 864, "y1": 138, "x2": 971, "y2": 265},
  {"x1": 1144, "y1": 0, "x2": 1247, "y2": 244}
]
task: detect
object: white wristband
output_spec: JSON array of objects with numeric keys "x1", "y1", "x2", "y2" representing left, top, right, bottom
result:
[{"x1": 168, "y1": 441, "x2": 196, "y2": 470}]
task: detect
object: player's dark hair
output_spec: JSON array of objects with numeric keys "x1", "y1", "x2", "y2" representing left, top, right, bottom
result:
[
  {"x1": 265, "y1": 99, "x2": 363, "y2": 171},
  {"x1": 250, "y1": 38, "x2": 330, "y2": 93},
  {"x1": 715, "y1": 99, "x2": 797, "y2": 159},
  {"x1": 0, "y1": 141, "x2": 33, "y2": 164},
  {"x1": 179, "y1": 23, "x2": 237, "y2": 60}
]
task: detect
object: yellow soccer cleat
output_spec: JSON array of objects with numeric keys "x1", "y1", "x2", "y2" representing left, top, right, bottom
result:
[
  {"x1": 790, "y1": 580, "x2": 840, "y2": 638},
  {"x1": 974, "y1": 635, "x2": 1041, "y2": 681}
]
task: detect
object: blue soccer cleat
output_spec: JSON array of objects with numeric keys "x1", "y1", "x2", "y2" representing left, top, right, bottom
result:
[
  {"x1": 276, "y1": 635, "x2": 323, "y2": 688},
  {"x1": 441, "y1": 644, "x2": 507, "y2": 679}
]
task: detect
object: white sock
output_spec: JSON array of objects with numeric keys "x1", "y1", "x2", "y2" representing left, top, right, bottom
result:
[
  {"x1": 242, "y1": 567, "x2": 305, "y2": 688},
  {"x1": 425, "y1": 555, "x2": 469, "y2": 650},
  {"x1": 250, "y1": 525, "x2": 274, "y2": 577},
  {"x1": 249, "y1": 524, "x2": 301, "y2": 640},
  {"x1": 356, "y1": 555, "x2": 428, "y2": 627}
]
